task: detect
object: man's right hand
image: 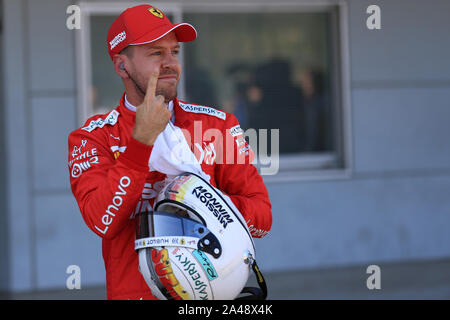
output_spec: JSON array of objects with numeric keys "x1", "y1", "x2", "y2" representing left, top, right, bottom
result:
[{"x1": 132, "y1": 71, "x2": 171, "y2": 146}]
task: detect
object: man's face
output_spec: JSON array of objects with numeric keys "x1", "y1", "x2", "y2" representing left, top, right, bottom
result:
[{"x1": 126, "y1": 32, "x2": 182, "y2": 102}]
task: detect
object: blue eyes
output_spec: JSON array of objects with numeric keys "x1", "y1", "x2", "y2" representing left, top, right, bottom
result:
[{"x1": 151, "y1": 50, "x2": 179, "y2": 56}]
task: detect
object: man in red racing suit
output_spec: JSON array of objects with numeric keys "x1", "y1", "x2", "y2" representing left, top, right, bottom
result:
[{"x1": 68, "y1": 4, "x2": 272, "y2": 300}]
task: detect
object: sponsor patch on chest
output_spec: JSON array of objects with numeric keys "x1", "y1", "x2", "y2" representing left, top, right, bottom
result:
[
  {"x1": 82, "y1": 110, "x2": 119, "y2": 132},
  {"x1": 178, "y1": 102, "x2": 226, "y2": 120}
]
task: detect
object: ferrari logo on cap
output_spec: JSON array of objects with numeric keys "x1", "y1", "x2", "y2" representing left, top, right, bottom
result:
[{"x1": 148, "y1": 7, "x2": 164, "y2": 18}]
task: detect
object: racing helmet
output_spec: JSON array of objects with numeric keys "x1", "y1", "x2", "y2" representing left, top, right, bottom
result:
[{"x1": 135, "y1": 172, "x2": 267, "y2": 300}]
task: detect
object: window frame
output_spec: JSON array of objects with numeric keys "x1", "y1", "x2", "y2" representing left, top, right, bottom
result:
[{"x1": 75, "y1": 1, "x2": 353, "y2": 183}]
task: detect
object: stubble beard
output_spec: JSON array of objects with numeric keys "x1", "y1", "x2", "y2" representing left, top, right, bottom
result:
[
  {"x1": 155, "y1": 85, "x2": 177, "y2": 103},
  {"x1": 131, "y1": 69, "x2": 178, "y2": 103}
]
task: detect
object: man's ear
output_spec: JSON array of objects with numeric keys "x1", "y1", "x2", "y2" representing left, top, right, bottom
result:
[{"x1": 113, "y1": 54, "x2": 128, "y2": 79}]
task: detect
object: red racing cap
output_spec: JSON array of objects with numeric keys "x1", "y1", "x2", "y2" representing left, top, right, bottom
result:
[{"x1": 107, "y1": 4, "x2": 197, "y2": 60}]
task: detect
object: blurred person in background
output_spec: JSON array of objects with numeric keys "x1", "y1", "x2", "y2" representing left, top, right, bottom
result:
[{"x1": 298, "y1": 69, "x2": 329, "y2": 152}]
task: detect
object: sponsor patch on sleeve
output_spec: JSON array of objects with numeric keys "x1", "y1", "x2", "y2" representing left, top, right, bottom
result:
[
  {"x1": 69, "y1": 147, "x2": 99, "y2": 178},
  {"x1": 229, "y1": 124, "x2": 244, "y2": 137},
  {"x1": 82, "y1": 110, "x2": 119, "y2": 132},
  {"x1": 179, "y1": 102, "x2": 226, "y2": 120},
  {"x1": 246, "y1": 219, "x2": 269, "y2": 238}
]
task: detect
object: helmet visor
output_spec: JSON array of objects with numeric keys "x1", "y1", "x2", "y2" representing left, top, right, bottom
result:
[{"x1": 135, "y1": 211, "x2": 222, "y2": 258}]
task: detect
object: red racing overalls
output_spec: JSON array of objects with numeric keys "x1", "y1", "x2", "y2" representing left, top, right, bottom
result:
[{"x1": 68, "y1": 94, "x2": 272, "y2": 299}]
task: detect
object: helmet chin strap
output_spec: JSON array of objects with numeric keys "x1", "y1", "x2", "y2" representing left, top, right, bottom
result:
[{"x1": 235, "y1": 259, "x2": 268, "y2": 300}]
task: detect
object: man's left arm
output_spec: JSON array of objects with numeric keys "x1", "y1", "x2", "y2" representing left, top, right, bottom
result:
[{"x1": 214, "y1": 114, "x2": 272, "y2": 238}]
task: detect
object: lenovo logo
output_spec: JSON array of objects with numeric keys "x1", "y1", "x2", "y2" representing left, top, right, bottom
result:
[{"x1": 94, "y1": 176, "x2": 131, "y2": 235}]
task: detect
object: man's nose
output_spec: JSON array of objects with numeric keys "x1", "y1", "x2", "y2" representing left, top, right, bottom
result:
[{"x1": 161, "y1": 51, "x2": 179, "y2": 69}]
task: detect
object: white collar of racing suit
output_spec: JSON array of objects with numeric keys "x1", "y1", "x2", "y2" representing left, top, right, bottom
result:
[{"x1": 124, "y1": 94, "x2": 175, "y2": 123}]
